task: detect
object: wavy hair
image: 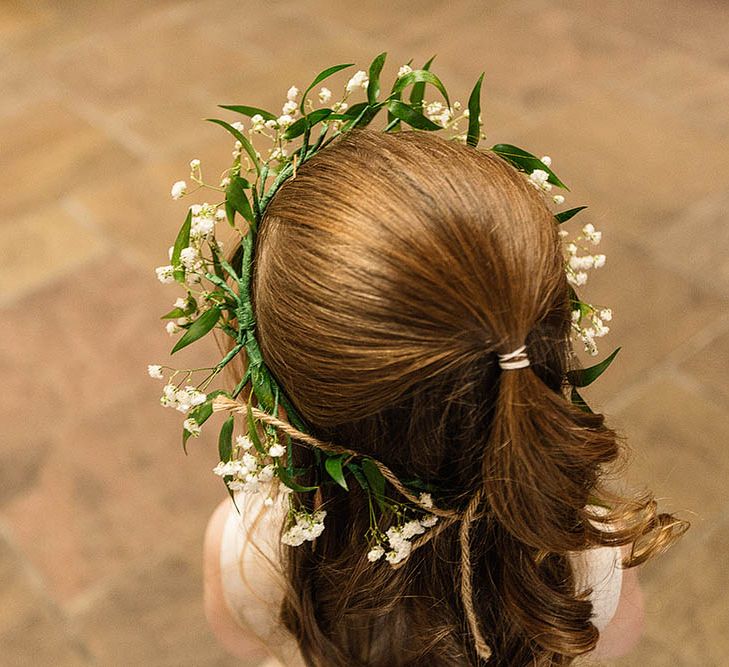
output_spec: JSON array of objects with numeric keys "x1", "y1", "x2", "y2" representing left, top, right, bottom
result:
[{"x1": 217, "y1": 127, "x2": 687, "y2": 665}]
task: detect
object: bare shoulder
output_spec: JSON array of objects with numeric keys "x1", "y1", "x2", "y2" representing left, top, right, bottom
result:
[
  {"x1": 591, "y1": 545, "x2": 646, "y2": 659},
  {"x1": 202, "y1": 497, "x2": 271, "y2": 661}
]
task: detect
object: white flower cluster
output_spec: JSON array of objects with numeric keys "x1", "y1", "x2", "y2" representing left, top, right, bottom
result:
[
  {"x1": 345, "y1": 69, "x2": 369, "y2": 94},
  {"x1": 572, "y1": 305, "x2": 612, "y2": 356},
  {"x1": 527, "y1": 156, "x2": 566, "y2": 206},
  {"x1": 212, "y1": 433, "x2": 287, "y2": 494},
  {"x1": 281, "y1": 509, "x2": 327, "y2": 546},
  {"x1": 562, "y1": 223, "x2": 605, "y2": 288},
  {"x1": 158, "y1": 382, "x2": 207, "y2": 413},
  {"x1": 366, "y1": 493, "x2": 439, "y2": 565}
]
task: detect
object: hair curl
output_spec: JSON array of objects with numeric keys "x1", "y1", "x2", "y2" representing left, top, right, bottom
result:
[{"x1": 217, "y1": 128, "x2": 688, "y2": 666}]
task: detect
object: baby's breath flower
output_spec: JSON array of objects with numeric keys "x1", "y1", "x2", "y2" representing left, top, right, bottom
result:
[
  {"x1": 282, "y1": 100, "x2": 297, "y2": 115},
  {"x1": 250, "y1": 114, "x2": 265, "y2": 132},
  {"x1": 166, "y1": 321, "x2": 181, "y2": 335},
  {"x1": 147, "y1": 364, "x2": 164, "y2": 379},
  {"x1": 189, "y1": 158, "x2": 200, "y2": 170},
  {"x1": 367, "y1": 545, "x2": 385, "y2": 562},
  {"x1": 183, "y1": 418, "x2": 201, "y2": 437},
  {"x1": 528, "y1": 169, "x2": 551, "y2": 192},
  {"x1": 540, "y1": 155, "x2": 552, "y2": 167},
  {"x1": 346, "y1": 70, "x2": 369, "y2": 93},
  {"x1": 318, "y1": 87, "x2": 332, "y2": 103},
  {"x1": 268, "y1": 443, "x2": 286, "y2": 458},
  {"x1": 401, "y1": 520, "x2": 426, "y2": 539},
  {"x1": 331, "y1": 101, "x2": 348, "y2": 113},
  {"x1": 264, "y1": 119, "x2": 278, "y2": 130},
  {"x1": 397, "y1": 64, "x2": 413, "y2": 78},
  {"x1": 420, "y1": 514, "x2": 438, "y2": 528},
  {"x1": 155, "y1": 265, "x2": 175, "y2": 284},
  {"x1": 170, "y1": 180, "x2": 187, "y2": 200},
  {"x1": 553, "y1": 194, "x2": 565, "y2": 205},
  {"x1": 287, "y1": 85, "x2": 299, "y2": 101},
  {"x1": 599, "y1": 308, "x2": 613, "y2": 321},
  {"x1": 180, "y1": 246, "x2": 199, "y2": 270},
  {"x1": 174, "y1": 297, "x2": 188, "y2": 309},
  {"x1": 231, "y1": 121, "x2": 244, "y2": 131},
  {"x1": 418, "y1": 492, "x2": 433, "y2": 509},
  {"x1": 213, "y1": 460, "x2": 239, "y2": 477},
  {"x1": 236, "y1": 435, "x2": 254, "y2": 450},
  {"x1": 276, "y1": 114, "x2": 294, "y2": 128}
]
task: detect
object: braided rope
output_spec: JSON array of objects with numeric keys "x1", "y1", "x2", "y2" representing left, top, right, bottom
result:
[
  {"x1": 212, "y1": 395, "x2": 458, "y2": 518},
  {"x1": 212, "y1": 393, "x2": 491, "y2": 661},
  {"x1": 459, "y1": 487, "x2": 493, "y2": 661}
]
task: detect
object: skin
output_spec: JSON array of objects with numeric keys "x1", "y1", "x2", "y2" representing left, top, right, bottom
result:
[{"x1": 203, "y1": 499, "x2": 646, "y2": 661}]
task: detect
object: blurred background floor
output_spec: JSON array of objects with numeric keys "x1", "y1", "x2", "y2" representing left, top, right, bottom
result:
[{"x1": 1, "y1": 0, "x2": 728, "y2": 665}]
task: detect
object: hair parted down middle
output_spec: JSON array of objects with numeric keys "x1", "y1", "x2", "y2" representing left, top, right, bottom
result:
[{"x1": 216, "y1": 127, "x2": 687, "y2": 666}]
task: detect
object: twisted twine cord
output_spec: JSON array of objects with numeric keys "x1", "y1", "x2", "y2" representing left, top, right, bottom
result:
[
  {"x1": 459, "y1": 487, "x2": 493, "y2": 661},
  {"x1": 212, "y1": 394, "x2": 492, "y2": 661}
]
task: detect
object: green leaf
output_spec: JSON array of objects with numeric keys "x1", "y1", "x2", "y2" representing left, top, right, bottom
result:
[
  {"x1": 171, "y1": 210, "x2": 192, "y2": 283},
  {"x1": 567, "y1": 346, "x2": 622, "y2": 388},
  {"x1": 324, "y1": 455, "x2": 348, "y2": 490},
  {"x1": 490, "y1": 143, "x2": 570, "y2": 191},
  {"x1": 206, "y1": 119, "x2": 260, "y2": 176},
  {"x1": 390, "y1": 69, "x2": 450, "y2": 109},
  {"x1": 299, "y1": 62, "x2": 355, "y2": 116},
  {"x1": 555, "y1": 206, "x2": 588, "y2": 224},
  {"x1": 282, "y1": 108, "x2": 333, "y2": 141},
  {"x1": 348, "y1": 463, "x2": 369, "y2": 491},
  {"x1": 217, "y1": 105, "x2": 277, "y2": 121},
  {"x1": 362, "y1": 458, "x2": 386, "y2": 512},
  {"x1": 160, "y1": 307, "x2": 186, "y2": 320},
  {"x1": 226, "y1": 175, "x2": 254, "y2": 224},
  {"x1": 367, "y1": 51, "x2": 387, "y2": 106},
  {"x1": 571, "y1": 386, "x2": 593, "y2": 413},
  {"x1": 386, "y1": 99, "x2": 442, "y2": 131},
  {"x1": 245, "y1": 393, "x2": 268, "y2": 456},
  {"x1": 218, "y1": 415, "x2": 235, "y2": 462},
  {"x1": 182, "y1": 389, "x2": 229, "y2": 453},
  {"x1": 171, "y1": 306, "x2": 221, "y2": 354},
  {"x1": 408, "y1": 55, "x2": 436, "y2": 109},
  {"x1": 466, "y1": 72, "x2": 485, "y2": 147},
  {"x1": 276, "y1": 466, "x2": 319, "y2": 493}
]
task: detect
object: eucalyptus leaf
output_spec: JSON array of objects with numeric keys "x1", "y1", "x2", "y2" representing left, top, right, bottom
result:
[
  {"x1": 567, "y1": 346, "x2": 621, "y2": 388},
  {"x1": 218, "y1": 105, "x2": 277, "y2": 121},
  {"x1": 571, "y1": 386, "x2": 593, "y2": 413},
  {"x1": 555, "y1": 206, "x2": 588, "y2": 224},
  {"x1": 171, "y1": 306, "x2": 221, "y2": 354},
  {"x1": 171, "y1": 210, "x2": 192, "y2": 283},
  {"x1": 390, "y1": 69, "x2": 450, "y2": 109},
  {"x1": 490, "y1": 143, "x2": 570, "y2": 191},
  {"x1": 160, "y1": 307, "x2": 186, "y2": 320},
  {"x1": 466, "y1": 71, "x2": 485, "y2": 147},
  {"x1": 282, "y1": 108, "x2": 334, "y2": 141},
  {"x1": 386, "y1": 99, "x2": 442, "y2": 131},
  {"x1": 206, "y1": 119, "x2": 260, "y2": 176},
  {"x1": 226, "y1": 175, "x2": 254, "y2": 224},
  {"x1": 362, "y1": 458, "x2": 386, "y2": 512},
  {"x1": 299, "y1": 62, "x2": 355, "y2": 116},
  {"x1": 218, "y1": 415, "x2": 235, "y2": 462},
  {"x1": 277, "y1": 467, "x2": 319, "y2": 493},
  {"x1": 245, "y1": 393, "x2": 268, "y2": 456},
  {"x1": 324, "y1": 455, "x2": 348, "y2": 490},
  {"x1": 408, "y1": 55, "x2": 436, "y2": 109},
  {"x1": 367, "y1": 51, "x2": 387, "y2": 106}
]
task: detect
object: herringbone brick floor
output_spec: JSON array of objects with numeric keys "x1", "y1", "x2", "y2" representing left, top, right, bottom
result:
[{"x1": 2, "y1": 1, "x2": 727, "y2": 665}]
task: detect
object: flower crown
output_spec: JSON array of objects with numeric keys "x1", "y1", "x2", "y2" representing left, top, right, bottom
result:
[{"x1": 150, "y1": 53, "x2": 620, "y2": 571}]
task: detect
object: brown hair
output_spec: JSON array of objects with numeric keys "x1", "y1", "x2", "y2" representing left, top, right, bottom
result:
[{"x1": 217, "y1": 128, "x2": 687, "y2": 665}]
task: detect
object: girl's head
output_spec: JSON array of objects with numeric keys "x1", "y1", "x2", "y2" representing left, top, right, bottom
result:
[{"x1": 222, "y1": 128, "x2": 685, "y2": 665}]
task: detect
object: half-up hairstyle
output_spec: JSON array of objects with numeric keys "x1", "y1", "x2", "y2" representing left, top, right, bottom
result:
[{"x1": 217, "y1": 127, "x2": 687, "y2": 665}]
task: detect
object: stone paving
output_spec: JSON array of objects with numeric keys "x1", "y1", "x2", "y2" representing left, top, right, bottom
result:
[{"x1": 1, "y1": 1, "x2": 727, "y2": 665}]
